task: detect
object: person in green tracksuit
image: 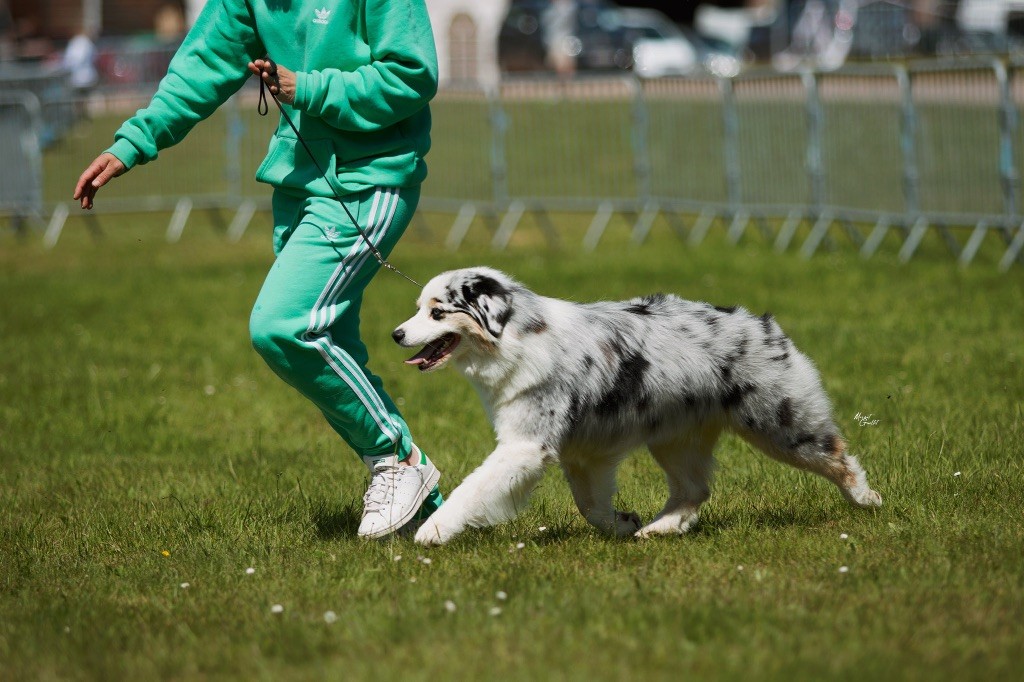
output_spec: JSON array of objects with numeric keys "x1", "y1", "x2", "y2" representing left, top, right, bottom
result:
[{"x1": 73, "y1": 0, "x2": 444, "y2": 539}]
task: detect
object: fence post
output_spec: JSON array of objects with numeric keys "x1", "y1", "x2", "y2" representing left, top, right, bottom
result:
[
  {"x1": 895, "y1": 64, "x2": 920, "y2": 217},
  {"x1": 797, "y1": 69, "x2": 833, "y2": 258},
  {"x1": 994, "y1": 59, "x2": 1018, "y2": 225},
  {"x1": 802, "y1": 69, "x2": 826, "y2": 215},
  {"x1": 488, "y1": 86, "x2": 509, "y2": 211},
  {"x1": 631, "y1": 75, "x2": 651, "y2": 208},
  {"x1": 719, "y1": 77, "x2": 742, "y2": 216}
]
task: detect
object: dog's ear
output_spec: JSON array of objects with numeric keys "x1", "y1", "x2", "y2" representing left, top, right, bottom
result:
[{"x1": 450, "y1": 273, "x2": 513, "y2": 340}]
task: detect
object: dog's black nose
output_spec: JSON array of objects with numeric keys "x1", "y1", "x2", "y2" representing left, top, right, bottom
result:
[{"x1": 391, "y1": 328, "x2": 405, "y2": 343}]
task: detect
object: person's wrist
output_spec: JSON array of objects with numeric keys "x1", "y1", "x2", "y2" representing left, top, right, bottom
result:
[
  {"x1": 292, "y1": 71, "x2": 312, "y2": 110},
  {"x1": 104, "y1": 152, "x2": 126, "y2": 173},
  {"x1": 104, "y1": 140, "x2": 138, "y2": 171}
]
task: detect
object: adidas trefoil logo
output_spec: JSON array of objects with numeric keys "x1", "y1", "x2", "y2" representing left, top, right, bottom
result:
[
  {"x1": 313, "y1": 7, "x2": 331, "y2": 25},
  {"x1": 324, "y1": 226, "x2": 341, "y2": 241}
]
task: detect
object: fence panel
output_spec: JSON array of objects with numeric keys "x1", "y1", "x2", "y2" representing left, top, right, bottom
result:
[
  {"x1": 732, "y1": 73, "x2": 808, "y2": 208},
  {"x1": 913, "y1": 64, "x2": 1004, "y2": 216},
  {"x1": 0, "y1": 93, "x2": 43, "y2": 216},
  {"x1": 820, "y1": 70, "x2": 905, "y2": 214},
  {"x1": 643, "y1": 77, "x2": 728, "y2": 205},
  {"x1": 11, "y1": 60, "x2": 1024, "y2": 268},
  {"x1": 42, "y1": 90, "x2": 239, "y2": 208},
  {"x1": 422, "y1": 88, "x2": 494, "y2": 205},
  {"x1": 500, "y1": 78, "x2": 637, "y2": 203},
  {"x1": 0, "y1": 65, "x2": 76, "y2": 147}
]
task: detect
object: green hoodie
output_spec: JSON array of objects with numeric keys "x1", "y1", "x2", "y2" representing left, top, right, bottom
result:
[{"x1": 106, "y1": 0, "x2": 438, "y2": 197}]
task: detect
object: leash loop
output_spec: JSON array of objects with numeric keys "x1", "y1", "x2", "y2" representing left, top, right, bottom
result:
[{"x1": 255, "y1": 59, "x2": 421, "y2": 288}]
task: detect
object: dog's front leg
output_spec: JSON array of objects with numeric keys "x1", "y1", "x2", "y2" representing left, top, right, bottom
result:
[
  {"x1": 563, "y1": 456, "x2": 642, "y2": 537},
  {"x1": 415, "y1": 441, "x2": 548, "y2": 546}
]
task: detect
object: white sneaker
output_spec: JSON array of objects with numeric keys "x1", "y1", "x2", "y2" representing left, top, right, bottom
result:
[{"x1": 358, "y1": 451, "x2": 441, "y2": 539}]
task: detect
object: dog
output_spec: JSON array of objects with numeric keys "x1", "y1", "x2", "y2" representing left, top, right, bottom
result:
[{"x1": 392, "y1": 267, "x2": 881, "y2": 546}]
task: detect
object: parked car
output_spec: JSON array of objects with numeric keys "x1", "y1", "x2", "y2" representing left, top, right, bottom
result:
[
  {"x1": 498, "y1": 0, "x2": 633, "y2": 74},
  {"x1": 617, "y1": 8, "x2": 697, "y2": 77},
  {"x1": 617, "y1": 8, "x2": 742, "y2": 78}
]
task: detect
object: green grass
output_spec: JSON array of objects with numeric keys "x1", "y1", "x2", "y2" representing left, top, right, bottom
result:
[{"x1": 1, "y1": 214, "x2": 1022, "y2": 681}]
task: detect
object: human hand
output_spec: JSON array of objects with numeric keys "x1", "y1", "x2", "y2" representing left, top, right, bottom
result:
[
  {"x1": 248, "y1": 58, "x2": 296, "y2": 104},
  {"x1": 73, "y1": 152, "x2": 126, "y2": 210}
]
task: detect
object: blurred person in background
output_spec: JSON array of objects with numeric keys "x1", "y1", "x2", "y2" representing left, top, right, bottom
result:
[
  {"x1": 73, "y1": 0, "x2": 445, "y2": 539},
  {"x1": 62, "y1": 26, "x2": 98, "y2": 93},
  {"x1": 544, "y1": 0, "x2": 578, "y2": 76}
]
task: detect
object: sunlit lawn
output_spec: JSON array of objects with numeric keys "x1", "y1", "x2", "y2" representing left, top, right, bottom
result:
[{"x1": 1, "y1": 211, "x2": 1021, "y2": 679}]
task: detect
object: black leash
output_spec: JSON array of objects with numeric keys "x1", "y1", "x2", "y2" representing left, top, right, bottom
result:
[{"x1": 256, "y1": 59, "x2": 421, "y2": 288}]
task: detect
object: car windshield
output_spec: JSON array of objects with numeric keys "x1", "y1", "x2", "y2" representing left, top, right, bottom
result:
[
  {"x1": 618, "y1": 12, "x2": 683, "y2": 40},
  {"x1": 635, "y1": 26, "x2": 665, "y2": 40}
]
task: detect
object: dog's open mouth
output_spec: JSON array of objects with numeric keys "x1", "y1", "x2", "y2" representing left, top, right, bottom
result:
[{"x1": 404, "y1": 333, "x2": 461, "y2": 372}]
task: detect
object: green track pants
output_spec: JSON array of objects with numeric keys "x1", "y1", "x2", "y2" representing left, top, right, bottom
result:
[{"x1": 249, "y1": 186, "x2": 421, "y2": 463}]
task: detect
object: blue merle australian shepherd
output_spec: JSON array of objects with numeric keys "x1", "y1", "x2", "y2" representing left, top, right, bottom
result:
[{"x1": 392, "y1": 267, "x2": 881, "y2": 545}]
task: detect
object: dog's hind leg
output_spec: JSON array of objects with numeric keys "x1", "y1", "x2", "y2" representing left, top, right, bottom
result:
[
  {"x1": 636, "y1": 427, "x2": 720, "y2": 538},
  {"x1": 562, "y1": 453, "x2": 641, "y2": 537},
  {"x1": 737, "y1": 408, "x2": 882, "y2": 509}
]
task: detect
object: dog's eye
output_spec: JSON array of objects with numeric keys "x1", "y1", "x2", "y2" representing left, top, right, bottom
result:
[{"x1": 430, "y1": 308, "x2": 445, "y2": 321}]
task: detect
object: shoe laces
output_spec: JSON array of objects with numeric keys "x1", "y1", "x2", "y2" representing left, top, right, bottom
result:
[{"x1": 363, "y1": 462, "x2": 400, "y2": 515}]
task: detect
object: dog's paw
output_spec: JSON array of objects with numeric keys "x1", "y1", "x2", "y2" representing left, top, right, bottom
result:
[
  {"x1": 635, "y1": 512, "x2": 698, "y2": 538},
  {"x1": 614, "y1": 510, "x2": 643, "y2": 537},
  {"x1": 853, "y1": 488, "x2": 883, "y2": 508},
  {"x1": 414, "y1": 517, "x2": 458, "y2": 546}
]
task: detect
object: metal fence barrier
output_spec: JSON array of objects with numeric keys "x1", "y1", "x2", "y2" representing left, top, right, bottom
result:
[
  {"x1": 6, "y1": 58, "x2": 1024, "y2": 270},
  {"x1": 0, "y1": 92, "x2": 43, "y2": 222}
]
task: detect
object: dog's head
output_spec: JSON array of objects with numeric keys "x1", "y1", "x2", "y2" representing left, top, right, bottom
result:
[{"x1": 392, "y1": 267, "x2": 515, "y2": 372}]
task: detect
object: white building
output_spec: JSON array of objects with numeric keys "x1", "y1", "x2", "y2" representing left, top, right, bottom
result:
[{"x1": 425, "y1": 0, "x2": 510, "y2": 88}]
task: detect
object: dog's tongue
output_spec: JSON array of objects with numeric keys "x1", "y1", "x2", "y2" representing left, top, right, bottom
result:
[{"x1": 404, "y1": 339, "x2": 445, "y2": 366}]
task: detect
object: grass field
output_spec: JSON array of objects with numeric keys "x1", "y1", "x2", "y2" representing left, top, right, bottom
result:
[{"x1": 1, "y1": 212, "x2": 1022, "y2": 681}]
